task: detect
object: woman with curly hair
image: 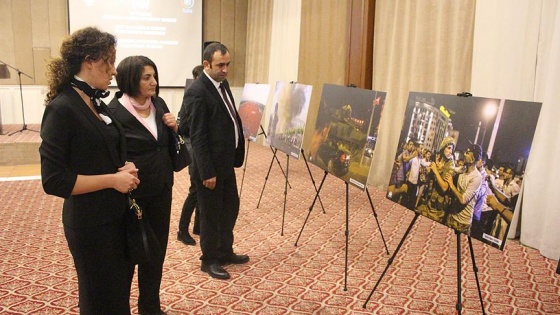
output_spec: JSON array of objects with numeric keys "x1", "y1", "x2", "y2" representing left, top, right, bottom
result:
[{"x1": 40, "y1": 27, "x2": 138, "y2": 314}]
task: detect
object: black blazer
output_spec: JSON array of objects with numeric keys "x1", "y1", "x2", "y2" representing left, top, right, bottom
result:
[
  {"x1": 40, "y1": 86, "x2": 128, "y2": 229},
  {"x1": 180, "y1": 74, "x2": 245, "y2": 181},
  {"x1": 107, "y1": 94, "x2": 174, "y2": 197}
]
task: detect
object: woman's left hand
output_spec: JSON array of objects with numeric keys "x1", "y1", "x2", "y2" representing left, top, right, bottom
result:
[{"x1": 163, "y1": 113, "x2": 178, "y2": 132}]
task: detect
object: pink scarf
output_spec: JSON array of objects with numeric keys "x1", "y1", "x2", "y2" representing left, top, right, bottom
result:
[{"x1": 120, "y1": 93, "x2": 157, "y2": 139}]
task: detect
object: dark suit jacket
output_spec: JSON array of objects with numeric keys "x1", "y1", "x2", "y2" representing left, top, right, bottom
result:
[
  {"x1": 180, "y1": 74, "x2": 245, "y2": 181},
  {"x1": 107, "y1": 94, "x2": 174, "y2": 197},
  {"x1": 40, "y1": 85, "x2": 128, "y2": 228}
]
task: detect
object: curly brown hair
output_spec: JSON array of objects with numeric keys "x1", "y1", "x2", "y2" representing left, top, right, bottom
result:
[{"x1": 45, "y1": 27, "x2": 116, "y2": 104}]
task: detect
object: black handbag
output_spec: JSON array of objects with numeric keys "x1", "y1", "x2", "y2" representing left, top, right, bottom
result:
[
  {"x1": 170, "y1": 131, "x2": 191, "y2": 172},
  {"x1": 126, "y1": 194, "x2": 160, "y2": 264}
]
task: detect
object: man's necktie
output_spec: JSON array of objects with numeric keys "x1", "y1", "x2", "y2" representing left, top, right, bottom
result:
[{"x1": 219, "y1": 83, "x2": 240, "y2": 145}]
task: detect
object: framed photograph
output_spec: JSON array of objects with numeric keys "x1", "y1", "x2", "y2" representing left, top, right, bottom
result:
[
  {"x1": 308, "y1": 84, "x2": 386, "y2": 190},
  {"x1": 238, "y1": 83, "x2": 271, "y2": 141},
  {"x1": 266, "y1": 81, "x2": 313, "y2": 159},
  {"x1": 387, "y1": 92, "x2": 541, "y2": 250}
]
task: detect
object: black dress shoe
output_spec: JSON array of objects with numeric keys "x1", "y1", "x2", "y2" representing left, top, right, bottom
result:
[
  {"x1": 138, "y1": 305, "x2": 168, "y2": 315},
  {"x1": 177, "y1": 231, "x2": 196, "y2": 246},
  {"x1": 220, "y1": 253, "x2": 250, "y2": 265},
  {"x1": 201, "y1": 262, "x2": 231, "y2": 279}
]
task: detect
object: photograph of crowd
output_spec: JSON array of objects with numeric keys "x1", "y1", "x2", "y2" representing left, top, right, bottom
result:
[
  {"x1": 386, "y1": 92, "x2": 541, "y2": 249},
  {"x1": 309, "y1": 84, "x2": 386, "y2": 190},
  {"x1": 266, "y1": 81, "x2": 312, "y2": 159}
]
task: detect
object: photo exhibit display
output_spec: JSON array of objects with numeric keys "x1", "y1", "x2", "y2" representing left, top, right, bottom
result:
[
  {"x1": 68, "y1": 0, "x2": 202, "y2": 87},
  {"x1": 308, "y1": 84, "x2": 386, "y2": 190},
  {"x1": 387, "y1": 92, "x2": 541, "y2": 250},
  {"x1": 266, "y1": 81, "x2": 313, "y2": 159},
  {"x1": 238, "y1": 83, "x2": 271, "y2": 141}
]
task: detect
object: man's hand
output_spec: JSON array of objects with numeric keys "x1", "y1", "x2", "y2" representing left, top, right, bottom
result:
[{"x1": 203, "y1": 177, "x2": 217, "y2": 190}]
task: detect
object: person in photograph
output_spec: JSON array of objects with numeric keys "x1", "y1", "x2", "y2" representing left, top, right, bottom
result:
[
  {"x1": 415, "y1": 149, "x2": 432, "y2": 208},
  {"x1": 470, "y1": 153, "x2": 492, "y2": 239},
  {"x1": 40, "y1": 27, "x2": 139, "y2": 314},
  {"x1": 107, "y1": 55, "x2": 177, "y2": 315},
  {"x1": 445, "y1": 144, "x2": 483, "y2": 234},
  {"x1": 416, "y1": 137, "x2": 456, "y2": 223},
  {"x1": 180, "y1": 42, "x2": 248, "y2": 280},
  {"x1": 177, "y1": 64, "x2": 204, "y2": 246},
  {"x1": 494, "y1": 166, "x2": 505, "y2": 189},
  {"x1": 486, "y1": 166, "x2": 520, "y2": 241},
  {"x1": 401, "y1": 142, "x2": 430, "y2": 210},
  {"x1": 387, "y1": 140, "x2": 416, "y2": 201}
]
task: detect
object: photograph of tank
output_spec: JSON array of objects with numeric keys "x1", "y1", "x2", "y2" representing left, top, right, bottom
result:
[
  {"x1": 308, "y1": 84, "x2": 386, "y2": 190},
  {"x1": 238, "y1": 83, "x2": 271, "y2": 141},
  {"x1": 387, "y1": 92, "x2": 541, "y2": 250},
  {"x1": 266, "y1": 81, "x2": 313, "y2": 159}
]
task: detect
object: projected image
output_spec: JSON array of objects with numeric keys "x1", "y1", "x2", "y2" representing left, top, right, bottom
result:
[
  {"x1": 238, "y1": 83, "x2": 271, "y2": 141},
  {"x1": 69, "y1": 0, "x2": 202, "y2": 86},
  {"x1": 309, "y1": 84, "x2": 386, "y2": 190},
  {"x1": 266, "y1": 82, "x2": 312, "y2": 159},
  {"x1": 387, "y1": 92, "x2": 541, "y2": 250}
]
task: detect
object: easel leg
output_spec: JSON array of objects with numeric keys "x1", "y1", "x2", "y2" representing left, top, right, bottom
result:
[
  {"x1": 456, "y1": 230, "x2": 462, "y2": 314},
  {"x1": 256, "y1": 148, "x2": 278, "y2": 208},
  {"x1": 344, "y1": 182, "x2": 349, "y2": 291},
  {"x1": 259, "y1": 125, "x2": 291, "y2": 189},
  {"x1": 365, "y1": 187, "x2": 390, "y2": 255},
  {"x1": 294, "y1": 171, "x2": 328, "y2": 246},
  {"x1": 281, "y1": 155, "x2": 290, "y2": 236},
  {"x1": 239, "y1": 140, "x2": 250, "y2": 198},
  {"x1": 301, "y1": 149, "x2": 326, "y2": 214},
  {"x1": 468, "y1": 237, "x2": 486, "y2": 314},
  {"x1": 363, "y1": 212, "x2": 420, "y2": 308}
]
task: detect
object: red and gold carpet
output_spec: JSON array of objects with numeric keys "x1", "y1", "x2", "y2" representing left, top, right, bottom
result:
[{"x1": 0, "y1": 141, "x2": 559, "y2": 314}]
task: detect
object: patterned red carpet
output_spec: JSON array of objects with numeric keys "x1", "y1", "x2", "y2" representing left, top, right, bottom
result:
[{"x1": 0, "y1": 142, "x2": 559, "y2": 314}]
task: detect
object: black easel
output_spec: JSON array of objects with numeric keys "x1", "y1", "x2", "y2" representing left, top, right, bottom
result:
[
  {"x1": 301, "y1": 149, "x2": 326, "y2": 214},
  {"x1": 363, "y1": 213, "x2": 486, "y2": 314},
  {"x1": 295, "y1": 171, "x2": 389, "y2": 290},
  {"x1": 0, "y1": 60, "x2": 37, "y2": 136},
  {"x1": 256, "y1": 125, "x2": 292, "y2": 208},
  {"x1": 266, "y1": 148, "x2": 327, "y2": 236}
]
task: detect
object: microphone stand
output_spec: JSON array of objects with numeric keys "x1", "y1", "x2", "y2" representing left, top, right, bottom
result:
[{"x1": 0, "y1": 60, "x2": 38, "y2": 136}]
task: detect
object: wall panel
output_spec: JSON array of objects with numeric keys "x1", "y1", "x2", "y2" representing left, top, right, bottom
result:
[
  {"x1": 299, "y1": 0, "x2": 348, "y2": 151},
  {"x1": 12, "y1": 1, "x2": 34, "y2": 85}
]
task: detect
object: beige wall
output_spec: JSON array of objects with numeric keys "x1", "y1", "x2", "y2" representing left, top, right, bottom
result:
[
  {"x1": 299, "y1": 0, "x2": 348, "y2": 151},
  {"x1": 0, "y1": 0, "x2": 67, "y2": 86}
]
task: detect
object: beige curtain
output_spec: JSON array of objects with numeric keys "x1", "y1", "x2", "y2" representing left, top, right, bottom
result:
[
  {"x1": 471, "y1": 0, "x2": 560, "y2": 260},
  {"x1": 245, "y1": 0, "x2": 273, "y2": 84},
  {"x1": 368, "y1": 0, "x2": 476, "y2": 188}
]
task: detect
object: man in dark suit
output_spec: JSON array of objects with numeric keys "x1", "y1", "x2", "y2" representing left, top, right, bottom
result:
[{"x1": 180, "y1": 42, "x2": 247, "y2": 280}]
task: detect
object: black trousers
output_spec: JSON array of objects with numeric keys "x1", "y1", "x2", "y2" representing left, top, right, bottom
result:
[
  {"x1": 64, "y1": 215, "x2": 132, "y2": 315},
  {"x1": 134, "y1": 189, "x2": 172, "y2": 312},
  {"x1": 195, "y1": 170, "x2": 240, "y2": 263},
  {"x1": 178, "y1": 165, "x2": 200, "y2": 233}
]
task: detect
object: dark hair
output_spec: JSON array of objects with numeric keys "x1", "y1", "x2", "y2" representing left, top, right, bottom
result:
[
  {"x1": 486, "y1": 158, "x2": 494, "y2": 170},
  {"x1": 45, "y1": 27, "x2": 116, "y2": 104},
  {"x1": 192, "y1": 65, "x2": 204, "y2": 79},
  {"x1": 203, "y1": 42, "x2": 228, "y2": 64},
  {"x1": 115, "y1": 56, "x2": 159, "y2": 97}
]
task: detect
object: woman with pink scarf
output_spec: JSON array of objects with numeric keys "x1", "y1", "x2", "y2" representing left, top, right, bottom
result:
[{"x1": 108, "y1": 55, "x2": 176, "y2": 315}]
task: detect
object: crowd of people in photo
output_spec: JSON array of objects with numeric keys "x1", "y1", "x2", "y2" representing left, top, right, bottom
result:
[{"x1": 388, "y1": 136, "x2": 522, "y2": 247}]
